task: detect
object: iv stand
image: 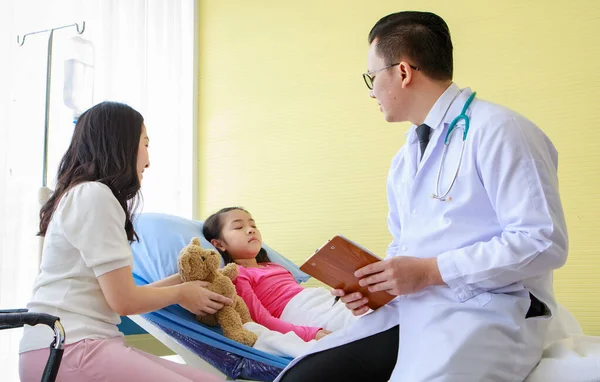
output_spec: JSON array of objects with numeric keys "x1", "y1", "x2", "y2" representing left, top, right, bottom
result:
[
  {"x1": 17, "y1": 22, "x2": 85, "y2": 189},
  {"x1": 16, "y1": 22, "x2": 86, "y2": 267}
]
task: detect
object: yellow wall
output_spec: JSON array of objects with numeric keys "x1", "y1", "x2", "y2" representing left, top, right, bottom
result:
[{"x1": 198, "y1": 0, "x2": 600, "y2": 335}]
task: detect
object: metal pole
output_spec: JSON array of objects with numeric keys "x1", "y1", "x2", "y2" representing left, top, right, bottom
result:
[
  {"x1": 42, "y1": 30, "x2": 54, "y2": 188},
  {"x1": 17, "y1": 22, "x2": 85, "y2": 268},
  {"x1": 17, "y1": 22, "x2": 85, "y2": 188}
]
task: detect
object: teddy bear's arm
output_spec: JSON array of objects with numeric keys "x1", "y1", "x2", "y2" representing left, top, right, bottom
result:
[{"x1": 220, "y1": 263, "x2": 239, "y2": 281}]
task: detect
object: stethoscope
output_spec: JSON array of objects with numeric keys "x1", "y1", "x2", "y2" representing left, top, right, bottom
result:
[{"x1": 432, "y1": 91, "x2": 477, "y2": 201}]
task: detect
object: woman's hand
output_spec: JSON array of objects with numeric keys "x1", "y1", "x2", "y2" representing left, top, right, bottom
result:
[
  {"x1": 177, "y1": 281, "x2": 233, "y2": 316},
  {"x1": 315, "y1": 329, "x2": 332, "y2": 340}
]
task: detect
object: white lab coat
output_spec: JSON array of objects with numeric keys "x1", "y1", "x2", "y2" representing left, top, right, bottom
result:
[{"x1": 275, "y1": 84, "x2": 570, "y2": 381}]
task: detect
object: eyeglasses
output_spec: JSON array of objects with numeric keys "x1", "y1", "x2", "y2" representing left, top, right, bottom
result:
[{"x1": 362, "y1": 63, "x2": 419, "y2": 90}]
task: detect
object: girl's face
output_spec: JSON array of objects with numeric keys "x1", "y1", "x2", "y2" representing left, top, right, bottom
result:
[
  {"x1": 137, "y1": 124, "x2": 150, "y2": 182},
  {"x1": 212, "y1": 209, "x2": 263, "y2": 260}
]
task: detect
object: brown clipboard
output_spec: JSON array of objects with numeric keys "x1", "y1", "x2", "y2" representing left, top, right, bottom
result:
[{"x1": 299, "y1": 234, "x2": 395, "y2": 310}]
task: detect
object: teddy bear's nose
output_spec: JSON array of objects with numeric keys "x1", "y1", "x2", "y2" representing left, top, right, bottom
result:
[{"x1": 200, "y1": 256, "x2": 206, "y2": 261}]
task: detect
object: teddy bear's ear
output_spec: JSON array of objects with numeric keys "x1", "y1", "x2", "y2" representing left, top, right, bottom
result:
[{"x1": 191, "y1": 237, "x2": 201, "y2": 246}]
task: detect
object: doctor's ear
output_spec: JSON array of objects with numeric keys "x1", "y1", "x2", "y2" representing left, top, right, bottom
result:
[{"x1": 398, "y1": 61, "x2": 415, "y2": 88}]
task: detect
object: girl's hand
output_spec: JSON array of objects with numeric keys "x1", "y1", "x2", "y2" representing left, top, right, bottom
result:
[
  {"x1": 315, "y1": 329, "x2": 332, "y2": 340},
  {"x1": 178, "y1": 281, "x2": 233, "y2": 316}
]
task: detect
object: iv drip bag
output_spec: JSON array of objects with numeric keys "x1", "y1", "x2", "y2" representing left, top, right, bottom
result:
[{"x1": 63, "y1": 35, "x2": 95, "y2": 120}]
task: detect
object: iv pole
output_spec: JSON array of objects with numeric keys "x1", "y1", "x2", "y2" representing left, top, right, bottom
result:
[
  {"x1": 17, "y1": 22, "x2": 85, "y2": 191},
  {"x1": 16, "y1": 22, "x2": 86, "y2": 266}
]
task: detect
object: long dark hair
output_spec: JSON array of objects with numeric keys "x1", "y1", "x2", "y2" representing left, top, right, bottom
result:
[
  {"x1": 39, "y1": 101, "x2": 144, "y2": 241},
  {"x1": 202, "y1": 207, "x2": 271, "y2": 265}
]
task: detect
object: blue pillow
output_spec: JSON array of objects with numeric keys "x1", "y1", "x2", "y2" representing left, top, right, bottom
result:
[{"x1": 131, "y1": 212, "x2": 310, "y2": 284}]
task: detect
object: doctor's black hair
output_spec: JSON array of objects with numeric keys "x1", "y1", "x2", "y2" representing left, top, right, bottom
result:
[
  {"x1": 38, "y1": 101, "x2": 144, "y2": 242},
  {"x1": 368, "y1": 11, "x2": 453, "y2": 81},
  {"x1": 203, "y1": 207, "x2": 271, "y2": 265}
]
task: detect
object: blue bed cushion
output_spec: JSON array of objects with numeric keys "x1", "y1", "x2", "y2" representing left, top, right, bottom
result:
[{"x1": 131, "y1": 212, "x2": 310, "y2": 284}]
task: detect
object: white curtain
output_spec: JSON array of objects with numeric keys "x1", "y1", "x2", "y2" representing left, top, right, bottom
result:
[{"x1": 0, "y1": 1, "x2": 196, "y2": 380}]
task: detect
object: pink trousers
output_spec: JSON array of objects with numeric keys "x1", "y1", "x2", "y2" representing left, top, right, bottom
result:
[{"x1": 19, "y1": 337, "x2": 224, "y2": 381}]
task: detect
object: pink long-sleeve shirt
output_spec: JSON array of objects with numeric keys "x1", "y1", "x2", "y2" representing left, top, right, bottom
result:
[{"x1": 233, "y1": 263, "x2": 320, "y2": 341}]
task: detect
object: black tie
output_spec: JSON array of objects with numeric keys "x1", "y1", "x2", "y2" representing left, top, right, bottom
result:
[{"x1": 416, "y1": 123, "x2": 431, "y2": 161}]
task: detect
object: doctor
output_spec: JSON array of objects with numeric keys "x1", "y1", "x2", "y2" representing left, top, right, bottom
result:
[{"x1": 277, "y1": 10, "x2": 568, "y2": 382}]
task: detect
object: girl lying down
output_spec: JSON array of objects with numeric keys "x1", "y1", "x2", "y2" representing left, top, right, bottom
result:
[{"x1": 203, "y1": 207, "x2": 358, "y2": 342}]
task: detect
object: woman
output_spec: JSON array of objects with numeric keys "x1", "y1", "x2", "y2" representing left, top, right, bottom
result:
[{"x1": 19, "y1": 102, "x2": 228, "y2": 381}]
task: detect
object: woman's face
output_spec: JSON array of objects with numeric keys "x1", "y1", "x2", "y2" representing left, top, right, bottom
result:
[{"x1": 137, "y1": 124, "x2": 150, "y2": 182}]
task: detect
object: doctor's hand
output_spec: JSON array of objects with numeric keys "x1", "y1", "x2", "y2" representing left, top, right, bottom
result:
[
  {"x1": 178, "y1": 281, "x2": 233, "y2": 316},
  {"x1": 355, "y1": 257, "x2": 445, "y2": 297},
  {"x1": 330, "y1": 289, "x2": 370, "y2": 316}
]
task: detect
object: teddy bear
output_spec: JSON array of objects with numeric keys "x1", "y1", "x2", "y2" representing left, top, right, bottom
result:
[{"x1": 177, "y1": 237, "x2": 258, "y2": 347}]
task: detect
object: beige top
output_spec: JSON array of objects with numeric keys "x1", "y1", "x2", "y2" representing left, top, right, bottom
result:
[{"x1": 20, "y1": 182, "x2": 133, "y2": 353}]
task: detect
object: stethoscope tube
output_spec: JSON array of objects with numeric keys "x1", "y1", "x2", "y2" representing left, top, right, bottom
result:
[{"x1": 432, "y1": 91, "x2": 477, "y2": 201}]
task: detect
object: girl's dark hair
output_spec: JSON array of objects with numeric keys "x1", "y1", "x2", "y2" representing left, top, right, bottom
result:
[
  {"x1": 202, "y1": 207, "x2": 271, "y2": 265},
  {"x1": 39, "y1": 101, "x2": 144, "y2": 241}
]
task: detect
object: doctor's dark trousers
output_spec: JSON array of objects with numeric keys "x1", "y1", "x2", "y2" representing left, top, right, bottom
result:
[{"x1": 279, "y1": 325, "x2": 399, "y2": 382}]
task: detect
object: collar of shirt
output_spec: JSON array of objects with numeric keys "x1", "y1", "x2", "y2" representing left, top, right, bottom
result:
[{"x1": 407, "y1": 82, "x2": 461, "y2": 144}]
